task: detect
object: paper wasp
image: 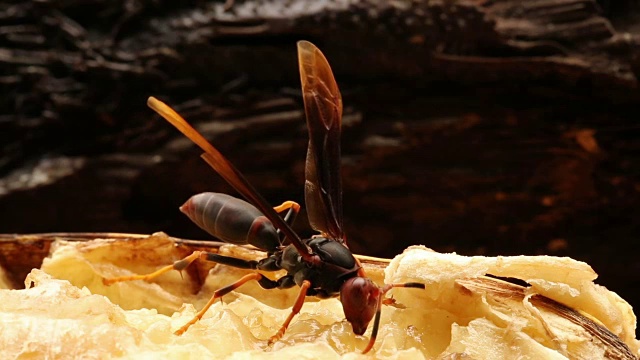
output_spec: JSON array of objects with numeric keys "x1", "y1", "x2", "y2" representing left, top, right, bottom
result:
[{"x1": 104, "y1": 41, "x2": 424, "y2": 354}]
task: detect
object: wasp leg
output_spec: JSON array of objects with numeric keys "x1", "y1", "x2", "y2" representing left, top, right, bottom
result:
[
  {"x1": 273, "y1": 200, "x2": 300, "y2": 214},
  {"x1": 104, "y1": 249, "x2": 281, "y2": 286},
  {"x1": 103, "y1": 251, "x2": 205, "y2": 285},
  {"x1": 202, "y1": 252, "x2": 259, "y2": 269},
  {"x1": 256, "y1": 274, "x2": 296, "y2": 289},
  {"x1": 268, "y1": 279, "x2": 311, "y2": 345},
  {"x1": 362, "y1": 282, "x2": 426, "y2": 354},
  {"x1": 274, "y1": 200, "x2": 300, "y2": 225},
  {"x1": 175, "y1": 272, "x2": 277, "y2": 335},
  {"x1": 273, "y1": 200, "x2": 301, "y2": 242}
]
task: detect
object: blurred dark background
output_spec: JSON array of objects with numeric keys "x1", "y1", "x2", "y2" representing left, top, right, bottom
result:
[{"x1": 0, "y1": 0, "x2": 639, "y2": 332}]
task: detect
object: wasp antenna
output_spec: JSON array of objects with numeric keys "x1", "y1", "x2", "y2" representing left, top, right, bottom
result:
[{"x1": 362, "y1": 294, "x2": 383, "y2": 354}]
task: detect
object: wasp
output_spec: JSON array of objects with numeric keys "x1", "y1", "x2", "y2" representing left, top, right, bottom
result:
[{"x1": 104, "y1": 41, "x2": 424, "y2": 354}]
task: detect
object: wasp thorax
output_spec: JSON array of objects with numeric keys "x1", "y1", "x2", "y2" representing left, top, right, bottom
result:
[{"x1": 340, "y1": 277, "x2": 381, "y2": 335}]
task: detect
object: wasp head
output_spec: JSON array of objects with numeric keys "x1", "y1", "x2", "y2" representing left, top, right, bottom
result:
[{"x1": 340, "y1": 277, "x2": 381, "y2": 335}]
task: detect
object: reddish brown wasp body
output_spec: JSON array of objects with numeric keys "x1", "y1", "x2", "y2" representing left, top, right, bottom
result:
[
  {"x1": 179, "y1": 192, "x2": 286, "y2": 250},
  {"x1": 104, "y1": 41, "x2": 424, "y2": 354}
]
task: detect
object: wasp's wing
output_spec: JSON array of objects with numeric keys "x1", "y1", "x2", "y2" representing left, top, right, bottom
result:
[
  {"x1": 147, "y1": 97, "x2": 312, "y2": 259},
  {"x1": 297, "y1": 41, "x2": 345, "y2": 243}
]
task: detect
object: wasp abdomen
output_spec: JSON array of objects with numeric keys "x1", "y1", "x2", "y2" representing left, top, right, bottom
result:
[{"x1": 180, "y1": 192, "x2": 280, "y2": 251}]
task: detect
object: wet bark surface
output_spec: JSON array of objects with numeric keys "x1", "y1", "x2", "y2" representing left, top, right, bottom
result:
[{"x1": 1, "y1": 0, "x2": 639, "y2": 334}]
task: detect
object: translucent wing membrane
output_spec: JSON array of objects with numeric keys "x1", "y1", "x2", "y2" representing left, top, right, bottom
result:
[
  {"x1": 147, "y1": 97, "x2": 312, "y2": 259},
  {"x1": 297, "y1": 41, "x2": 345, "y2": 243}
]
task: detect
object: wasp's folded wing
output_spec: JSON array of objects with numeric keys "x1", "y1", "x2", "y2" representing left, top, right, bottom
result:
[
  {"x1": 147, "y1": 97, "x2": 312, "y2": 259},
  {"x1": 297, "y1": 41, "x2": 345, "y2": 243}
]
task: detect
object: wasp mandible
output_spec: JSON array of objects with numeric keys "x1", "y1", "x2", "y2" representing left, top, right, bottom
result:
[{"x1": 104, "y1": 41, "x2": 425, "y2": 354}]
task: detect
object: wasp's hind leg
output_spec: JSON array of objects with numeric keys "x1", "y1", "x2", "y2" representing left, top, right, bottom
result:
[
  {"x1": 103, "y1": 250, "x2": 207, "y2": 286},
  {"x1": 102, "y1": 250, "x2": 268, "y2": 285}
]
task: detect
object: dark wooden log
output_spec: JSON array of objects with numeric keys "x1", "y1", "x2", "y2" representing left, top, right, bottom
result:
[{"x1": 1, "y1": 0, "x2": 639, "y2": 334}]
